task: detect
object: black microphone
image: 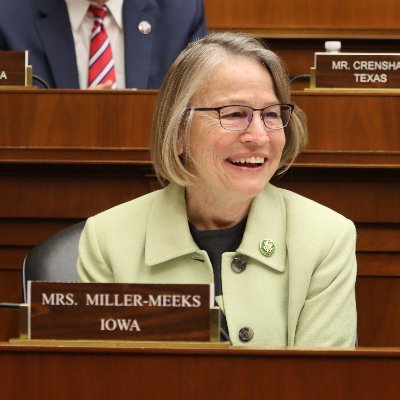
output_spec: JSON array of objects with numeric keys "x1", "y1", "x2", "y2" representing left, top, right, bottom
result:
[
  {"x1": 32, "y1": 74, "x2": 51, "y2": 89},
  {"x1": 0, "y1": 303, "x2": 24, "y2": 309},
  {"x1": 290, "y1": 74, "x2": 311, "y2": 84}
]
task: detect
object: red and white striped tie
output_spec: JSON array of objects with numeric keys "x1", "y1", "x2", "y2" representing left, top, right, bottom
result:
[{"x1": 88, "y1": 5, "x2": 117, "y2": 88}]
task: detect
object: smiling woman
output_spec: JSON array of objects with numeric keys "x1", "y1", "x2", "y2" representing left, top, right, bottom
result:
[
  {"x1": 181, "y1": 55, "x2": 288, "y2": 224},
  {"x1": 77, "y1": 32, "x2": 357, "y2": 348}
]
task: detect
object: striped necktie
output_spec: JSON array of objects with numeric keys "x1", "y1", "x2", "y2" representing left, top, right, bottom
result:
[{"x1": 88, "y1": 5, "x2": 117, "y2": 88}]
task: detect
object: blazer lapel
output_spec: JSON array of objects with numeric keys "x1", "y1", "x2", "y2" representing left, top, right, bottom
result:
[
  {"x1": 123, "y1": 0, "x2": 157, "y2": 89},
  {"x1": 36, "y1": 0, "x2": 79, "y2": 88},
  {"x1": 145, "y1": 184, "x2": 198, "y2": 266},
  {"x1": 237, "y1": 184, "x2": 287, "y2": 272}
]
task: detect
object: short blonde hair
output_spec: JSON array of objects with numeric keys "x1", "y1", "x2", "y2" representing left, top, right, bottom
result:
[{"x1": 151, "y1": 32, "x2": 308, "y2": 186}]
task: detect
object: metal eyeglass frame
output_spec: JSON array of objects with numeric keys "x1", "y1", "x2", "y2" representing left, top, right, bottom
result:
[{"x1": 187, "y1": 103, "x2": 294, "y2": 131}]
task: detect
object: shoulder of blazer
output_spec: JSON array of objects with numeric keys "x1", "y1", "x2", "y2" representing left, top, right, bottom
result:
[
  {"x1": 93, "y1": 188, "x2": 165, "y2": 225},
  {"x1": 274, "y1": 185, "x2": 355, "y2": 259},
  {"x1": 278, "y1": 186, "x2": 350, "y2": 227}
]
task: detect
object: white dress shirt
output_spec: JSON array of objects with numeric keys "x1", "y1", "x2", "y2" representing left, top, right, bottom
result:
[{"x1": 65, "y1": 0, "x2": 126, "y2": 88}]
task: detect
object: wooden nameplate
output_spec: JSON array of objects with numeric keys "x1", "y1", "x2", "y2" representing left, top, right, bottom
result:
[
  {"x1": 309, "y1": 53, "x2": 400, "y2": 89},
  {"x1": 0, "y1": 51, "x2": 32, "y2": 88},
  {"x1": 25, "y1": 282, "x2": 220, "y2": 342}
]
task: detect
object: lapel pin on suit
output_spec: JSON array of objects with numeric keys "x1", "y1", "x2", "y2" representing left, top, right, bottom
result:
[
  {"x1": 259, "y1": 238, "x2": 276, "y2": 257},
  {"x1": 138, "y1": 21, "x2": 152, "y2": 35}
]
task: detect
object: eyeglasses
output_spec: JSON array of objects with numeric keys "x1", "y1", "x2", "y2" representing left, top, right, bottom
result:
[{"x1": 188, "y1": 103, "x2": 294, "y2": 131}]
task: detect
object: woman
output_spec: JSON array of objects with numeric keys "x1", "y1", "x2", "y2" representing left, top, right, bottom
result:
[{"x1": 78, "y1": 32, "x2": 357, "y2": 347}]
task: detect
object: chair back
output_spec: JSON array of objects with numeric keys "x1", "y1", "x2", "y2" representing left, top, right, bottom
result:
[{"x1": 23, "y1": 222, "x2": 85, "y2": 301}]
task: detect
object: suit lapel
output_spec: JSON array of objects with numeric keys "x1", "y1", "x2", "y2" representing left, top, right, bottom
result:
[
  {"x1": 36, "y1": 0, "x2": 79, "y2": 88},
  {"x1": 123, "y1": 0, "x2": 157, "y2": 89}
]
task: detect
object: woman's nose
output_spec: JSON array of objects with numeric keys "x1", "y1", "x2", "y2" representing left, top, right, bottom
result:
[{"x1": 241, "y1": 112, "x2": 270, "y2": 144}]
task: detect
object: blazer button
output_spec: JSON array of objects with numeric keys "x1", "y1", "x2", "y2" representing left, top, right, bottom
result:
[
  {"x1": 239, "y1": 327, "x2": 254, "y2": 342},
  {"x1": 231, "y1": 256, "x2": 247, "y2": 273}
]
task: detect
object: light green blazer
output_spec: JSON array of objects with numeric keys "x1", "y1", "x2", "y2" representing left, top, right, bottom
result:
[{"x1": 77, "y1": 183, "x2": 357, "y2": 347}]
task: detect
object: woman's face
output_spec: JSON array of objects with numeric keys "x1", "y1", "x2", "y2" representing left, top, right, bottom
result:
[{"x1": 182, "y1": 55, "x2": 286, "y2": 202}]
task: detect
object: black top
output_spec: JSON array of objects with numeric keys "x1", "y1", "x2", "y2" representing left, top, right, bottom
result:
[{"x1": 189, "y1": 218, "x2": 247, "y2": 341}]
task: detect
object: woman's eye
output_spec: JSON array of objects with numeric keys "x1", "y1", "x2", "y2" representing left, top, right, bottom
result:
[
  {"x1": 221, "y1": 110, "x2": 248, "y2": 119},
  {"x1": 225, "y1": 112, "x2": 243, "y2": 119},
  {"x1": 264, "y1": 112, "x2": 279, "y2": 119}
]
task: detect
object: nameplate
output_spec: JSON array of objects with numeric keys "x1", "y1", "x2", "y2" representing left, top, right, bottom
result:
[
  {"x1": 311, "y1": 53, "x2": 400, "y2": 89},
  {"x1": 0, "y1": 51, "x2": 28, "y2": 86},
  {"x1": 28, "y1": 282, "x2": 216, "y2": 341}
]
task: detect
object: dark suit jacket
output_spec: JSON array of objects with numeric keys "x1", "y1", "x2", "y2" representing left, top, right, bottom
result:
[{"x1": 0, "y1": 0, "x2": 207, "y2": 88}]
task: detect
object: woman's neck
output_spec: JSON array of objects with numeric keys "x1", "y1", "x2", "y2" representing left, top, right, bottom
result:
[{"x1": 185, "y1": 186, "x2": 252, "y2": 230}]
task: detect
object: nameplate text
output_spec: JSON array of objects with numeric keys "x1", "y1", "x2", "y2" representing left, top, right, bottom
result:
[
  {"x1": 0, "y1": 51, "x2": 28, "y2": 86},
  {"x1": 28, "y1": 282, "x2": 214, "y2": 341},
  {"x1": 311, "y1": 53, "x2": 400, "y2": 89}
]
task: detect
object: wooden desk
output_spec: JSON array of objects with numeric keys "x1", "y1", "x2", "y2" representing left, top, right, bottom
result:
[
  {"x1": 1, "y1": 343, "x2": 400, "y2": 399},
  {"x1": 2, "y1": 89, "x2": 398, "y2": 163},
  {"x1": 204, "y1": 0, "x2": 400, "y2": 82},
  {"x1": 0, "y1": 89, "x2": 399, "y2": 346}
]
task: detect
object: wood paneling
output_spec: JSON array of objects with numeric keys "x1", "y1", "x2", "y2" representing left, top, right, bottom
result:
[
  {"x1": 357, "y1": 277, "x2": 400, "y2": 346},
  {"x1": 0, "y1": 90, "x2": 398, "y2": 347},
  {"x1": 1, "y1": 345, "x2": 400, "y2": 399},
  {"x1": 0, "y1": 90, "x2": 157, "y2": 148},
  {"x1": 204, "y1": 0, "x2": 400, "y2": 33},
  {"x1": 276, "y1": 168, "x2": 400, "y2": 223},
  {"x1": 293, "y1": 91, "x2": 400, "y2": 153},
  {"x1": 0, "y1": 165, "x2": 158, "y2": 218},
  {"x1": 1, "y1": 89, "x2": 399, "y2": 164},
  {"x1": 204, "y1": 1, "x2": 400, "y2": 85},
  {"x1": 0, "y1": 271, "x2": 21, "y2": 340}
]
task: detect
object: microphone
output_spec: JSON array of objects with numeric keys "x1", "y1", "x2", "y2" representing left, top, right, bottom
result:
[
  {"x1": 290, "y1": 74, "x2": 311, "y2": 84},
  {"x1": 0, "y1": 303, "x2": 24, "y2": 309},
  {"x1": 32, "y1": 74, "x2": 51, "y2": 89}
]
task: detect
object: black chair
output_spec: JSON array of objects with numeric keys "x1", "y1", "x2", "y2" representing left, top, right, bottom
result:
[{"x1": 22, "y1": 221, "x2": 85, "y2": 301}]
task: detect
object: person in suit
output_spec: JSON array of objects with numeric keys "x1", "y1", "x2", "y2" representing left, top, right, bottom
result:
[
  {"x1": 0, "y1": 0, "x2": 207, "y2": 89},
  {"x1": 77, "y1": 32, "x2": 357, "y2": 347}
]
